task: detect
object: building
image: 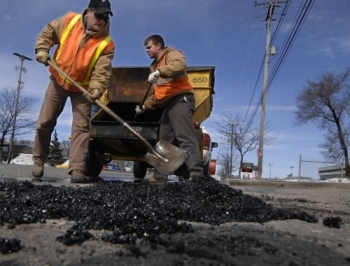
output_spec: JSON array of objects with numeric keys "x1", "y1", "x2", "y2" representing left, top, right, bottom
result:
[
  {"x1": 318, "y1": 165, "x2": 345, "y2": 180},
  {"x1": 1, "y1": 144, "x2": 32, "y2": 163}
]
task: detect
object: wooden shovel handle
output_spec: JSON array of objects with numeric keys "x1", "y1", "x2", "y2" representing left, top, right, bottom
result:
[
  {"x1": 134, "y1": 83, "x2": 152, "y2": 121},
  {"x1": 47, "y1": 60, "x2": 167, "y2": 161}
]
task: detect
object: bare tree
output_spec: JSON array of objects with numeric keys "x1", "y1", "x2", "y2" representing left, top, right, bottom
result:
[
  {"x1": 295, "y1": 68, "x2": 350, "y2": 178},
  {"x1": 217, "y1": 150, "x2": 239, "y2": 178},
  {"x1": 320, "y1": 127, "x2": 350, "y2": 165},
  {"x1": 216, "y1": 113, "x2": 276, "y2": 178},
  {"x1": 0, "y1": 86, "x2": 37, "y2": 163},
  {"x1": 60, "y1": 140, "x2": 71, "y2": 158}
]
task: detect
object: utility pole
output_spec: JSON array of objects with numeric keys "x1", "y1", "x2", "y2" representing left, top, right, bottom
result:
[
  {"x1": 255, "y1": 0, "x2": 287, "y2": 179},
  {"x1": 269, "y1": 163, "x2": 273, "y2": 179},
  {"x1": 229, "y1": 123, "x2": 235, "y2": 179},
  {"x1": 7, "y1": 53, "x2": 32, "y2": 163},
  {"x1": 298, "y1": 154, "x2": 301, "y2": 182}
]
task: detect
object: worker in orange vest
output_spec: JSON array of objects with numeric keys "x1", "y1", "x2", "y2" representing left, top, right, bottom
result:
[
  {"x1": 32, "y1": 0, "x2": 115, "y2": 183},
  {"x1": 136, "y1": 34, "x2": 203, "y2": 183}
]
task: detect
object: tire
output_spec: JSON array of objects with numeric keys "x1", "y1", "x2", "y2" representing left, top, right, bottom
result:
[
  {"x1": 85, "y1": 146, "x2": 104, "y2": 177},
  {"x1": 133, "y1": 161, "x2": 148, "y2": 179},
  {"x1": 174, "y1": 164, "x2": 189, "y2": 179},
  {"x1": 203, "y1": 161, "x2": 210, "y2": 177}
]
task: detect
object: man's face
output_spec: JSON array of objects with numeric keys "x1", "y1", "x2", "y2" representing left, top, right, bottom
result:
[
  {"x1": 145, "y1": 41, "x2": 161, "y2": 59},
  {"x1": 86, "y1": 9, "x2": 109, "y2": 32}
]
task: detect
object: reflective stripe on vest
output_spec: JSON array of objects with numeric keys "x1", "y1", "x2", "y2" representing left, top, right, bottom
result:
[
  {"x1": 84, "y1": 35, "x2": 112, "y2": 85},
  {"x1": 56, "y1": 14, "x2": 81, "y2": 60},
  {"x1": 156, "y1": 75, "x2": 187, "y2": 85},
  {"x1": 153, "y1": 51, "x2": 192, "y2": 100},
  {"x1": 53, "y1": 14, "x2": 111, "y2": 86}
]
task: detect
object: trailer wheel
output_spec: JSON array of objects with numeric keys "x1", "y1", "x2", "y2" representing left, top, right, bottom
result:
[
  {"x1": 85, "y1": 147, "x2": 103, "y2": 177},
  {"x1": 203, "y1": 161, "x2": 210, "y2": 177},
  {"x1": 133, "y1": 161, "x2": 148, "y2": 179}
]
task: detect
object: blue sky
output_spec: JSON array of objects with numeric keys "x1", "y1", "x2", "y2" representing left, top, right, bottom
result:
[{"x1": 1, "y1": 0, "x2": 349, "y2": 178}]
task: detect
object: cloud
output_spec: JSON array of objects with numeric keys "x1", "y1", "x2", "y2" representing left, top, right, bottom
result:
[
  {"x1": 277, "y1": 130, "x2": 323, "y2": 142},
  {"x1": 267, "y1": 105, "x2": 296, "y2": 112},
  {"x1": 310, "y1": 45, "x2": 335, "y2": 58},
  {"x1": 3, "y1": 14, "x2": 11, "y2": 22},
  {"x1": 331, "y1": 36, "x2": 350, "y2": 54},
  {"x1": 309, "y1": 36, "x2": 350, "y2": 59}
]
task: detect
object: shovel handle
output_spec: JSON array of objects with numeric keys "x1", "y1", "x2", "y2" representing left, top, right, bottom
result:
[
  {"x1": 133, "y1": 83, "x2": 152, "y2": 121},
  {"x1": 47, "y1": 60, "x2": 168, "y2": 162},
  {"x1": 47, "y1": 61, "x2": 93, "y2": 97},
  {"x1": 140, "y1": 83, "x2": 152, "y2": 107}
]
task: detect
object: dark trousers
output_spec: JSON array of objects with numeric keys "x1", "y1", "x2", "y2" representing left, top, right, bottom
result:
[{"x1": 153, "y1": 93, "x2": 203, "y2": 178}]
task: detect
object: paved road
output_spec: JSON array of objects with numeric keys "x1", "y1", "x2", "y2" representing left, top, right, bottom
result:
[
  {"x1": 1, "y1": 162, "x2": 350, "y2": 265},
  {"x1": 1, "y1": 162, "x2": 350, "y2": 189},
  {"x1": 0, "y1": 163, "x2": 140, "y2": 184},
  {"x1": 0, "y1": 163, "x2": 185, "y2": 184}
]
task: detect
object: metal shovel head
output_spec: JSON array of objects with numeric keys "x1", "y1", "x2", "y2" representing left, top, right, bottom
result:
[{"x1": 143, "y1": 139, "x2": 188, "y2": 175}]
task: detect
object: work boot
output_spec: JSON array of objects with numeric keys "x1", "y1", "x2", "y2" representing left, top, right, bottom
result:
[
  {"x1": 71, "y1": 170, "x2": 90, "y2": 184},
  {"x1": 147, "y1": 176, "x2": 167, "y2": 184},
  {"x1": 32, "y1": 163, "x2": 44, "y2": 181}
]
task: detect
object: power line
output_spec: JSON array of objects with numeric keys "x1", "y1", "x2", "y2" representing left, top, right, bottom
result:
[
  {"x1": 268, "y1": 0, "x2": 315, "y2": 89},
  {"x1": 255, "y1": 0, "x2": 289, "y2": 179},
  {"x1": 243, "y1": 1, "x2": 290, "y2": 127},
  {"x1": 246, "y1": 0, "x2": 315, "y2": 179},
  {"x1": 244, "y1": 0, "x2": 315, "y2": 130}
]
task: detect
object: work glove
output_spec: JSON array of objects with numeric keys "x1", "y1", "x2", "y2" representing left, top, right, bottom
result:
[
  {"x1": 36, "y1": 50, "x2": 50, "y2": 66},
  {"x1": 135, "y1": 105, "x2": 145, "y2": 114},
  {"x1": 84, "y1": 87, "x2": 103, "y2": 103},
  {"x1": 148, "y1": 70, "x2": 160, "y2": 83}
]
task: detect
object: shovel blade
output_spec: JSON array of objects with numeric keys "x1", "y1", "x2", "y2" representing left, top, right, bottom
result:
[{"x1": 143, "y1": 140, "x2": 187, "y2": 175}]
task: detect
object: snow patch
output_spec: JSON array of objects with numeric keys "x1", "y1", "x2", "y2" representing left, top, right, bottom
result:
[{"x1": 10, "y1": 154, "x2": 33, "y2": 165}]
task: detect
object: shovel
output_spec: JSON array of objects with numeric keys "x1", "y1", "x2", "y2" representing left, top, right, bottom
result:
[
  {"x1": 48, "y1": 61, "x2": 187, "y2": 175},
  {"x1": 133, "y1": 83, "x2": 152, "y2": 121}
]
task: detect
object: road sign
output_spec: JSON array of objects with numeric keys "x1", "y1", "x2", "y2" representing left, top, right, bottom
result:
[
  {"x1": 241, "y1": 162, "x2": 253, "y2": 173},
  {"x1": 257, "y1": 148, "x2": 263, "y2": 156}
]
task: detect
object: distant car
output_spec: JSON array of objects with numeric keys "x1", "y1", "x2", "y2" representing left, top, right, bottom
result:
[{"x1": 107, "y1": 163, "x2": 120, "y2": 171}]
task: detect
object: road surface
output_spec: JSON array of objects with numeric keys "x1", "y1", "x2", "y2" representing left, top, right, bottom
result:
[{"x1": 0, "y1": 163, "x2": 349, "y2": 265}]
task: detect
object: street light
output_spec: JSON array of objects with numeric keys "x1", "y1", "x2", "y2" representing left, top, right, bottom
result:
[
  {"x1": 269, "y1": 163, "x2": 273, "y2": 180},
  {"x1": 7, "y1": 53, "x2": 32, "y2": 163},
  {"x1": 290, "y1": 166, "x2": 294, "y2": 177}
]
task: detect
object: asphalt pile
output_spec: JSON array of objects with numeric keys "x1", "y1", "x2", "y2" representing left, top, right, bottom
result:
[
  {"x1": 0, "y1": 177, "x2": 318, "y2": 252},
  {"x1": 323, "y1": 216, "x2": 342, "y2": 228},
  {"x1": 0, "y1": 237, "x2": 21, "y2": 254}
]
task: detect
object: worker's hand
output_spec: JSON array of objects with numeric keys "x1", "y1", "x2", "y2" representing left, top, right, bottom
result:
[
  {"x1": 36, "y1": 50, "x2": 50, "y2": 66},
  {"x1": 84, "y1": 88, "x2": 103, "y2": 103},
  {"x1": 148, "y1": 70, "x2": 160, "y2": 83},
  {"x1": 135, "y1": 105, "x2": 145, "y2": 114}
]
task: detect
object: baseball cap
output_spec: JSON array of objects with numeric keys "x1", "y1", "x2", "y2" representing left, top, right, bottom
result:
[{"x1": 88, "y1": 0, "x2": 113, "y2": 16}]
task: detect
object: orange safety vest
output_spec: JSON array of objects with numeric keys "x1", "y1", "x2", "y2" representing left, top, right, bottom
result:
[
  {"x1": 49, "y1": 12, "x2": 114, "y2": 92},
  {"x1": 153, "y1": 51, "x2": 192, "y2": 100}
]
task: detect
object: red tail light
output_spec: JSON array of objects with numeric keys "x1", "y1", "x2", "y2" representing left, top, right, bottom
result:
[{"x1": 202, "y1": 133, "x2": 211, "y2": 150}]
